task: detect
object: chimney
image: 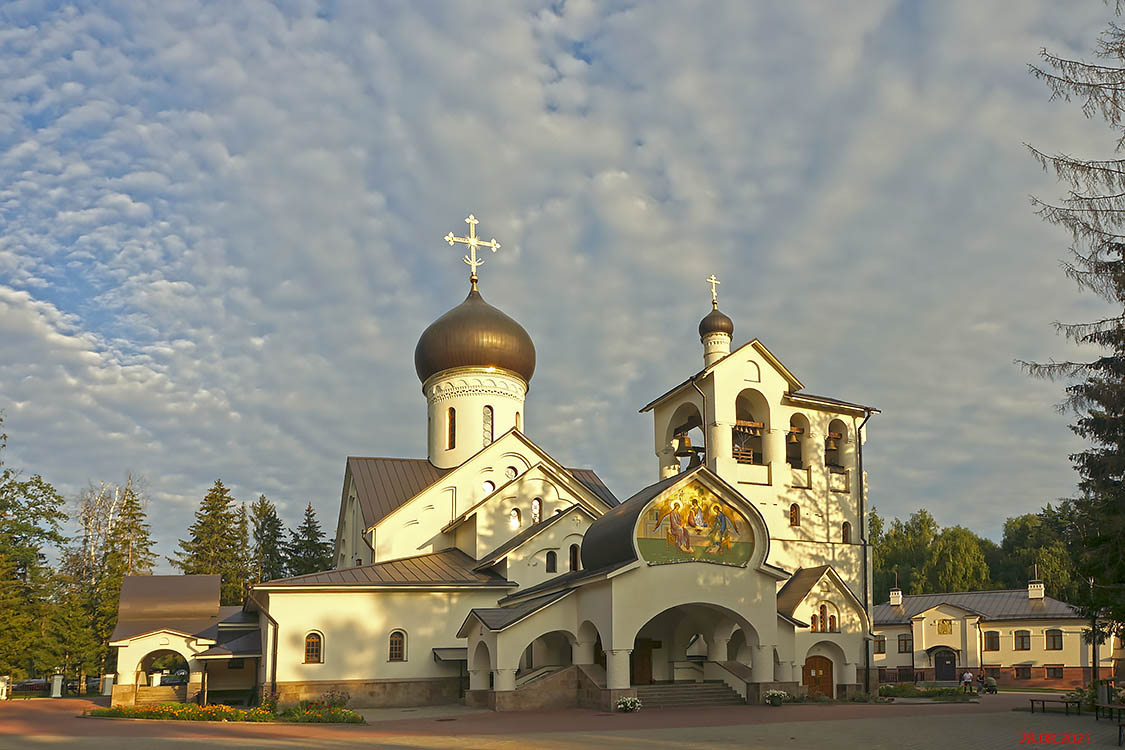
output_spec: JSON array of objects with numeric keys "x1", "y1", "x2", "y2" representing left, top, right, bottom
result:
[
  {"x1": 1028, "y1": 563, "x2": 1045, "y2": 600},
  {"x1": 889, "y1": 588, "x2": 903, "y2": 607}
]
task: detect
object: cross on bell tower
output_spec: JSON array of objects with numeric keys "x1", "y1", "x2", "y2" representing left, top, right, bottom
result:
[{"x1": 444, "y1": 214, "x2": 501, "y2": 289}]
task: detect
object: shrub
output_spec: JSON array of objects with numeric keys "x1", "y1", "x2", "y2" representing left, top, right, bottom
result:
[
  {"x1": 87, "y1": 703, "x2": 274, "y2": 722},
  {"x1": 763, "y1": 689, "x2": 789, "y2": 706},
  {"x1": 321, "y1": 688, "x2": 350, "y2": 708},
  {"x1": 616, "y1": 696, "x2": 642, "y2": 713}
]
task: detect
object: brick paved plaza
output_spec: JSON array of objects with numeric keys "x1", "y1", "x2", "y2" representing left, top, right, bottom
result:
[{"x1": 2, "y1": 694, "x2": 1122, "y2": 749}]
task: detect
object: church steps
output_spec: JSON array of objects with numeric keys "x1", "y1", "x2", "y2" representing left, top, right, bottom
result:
[{"x1": 634, "y1": 682, "x2": 744, "y2": 707}]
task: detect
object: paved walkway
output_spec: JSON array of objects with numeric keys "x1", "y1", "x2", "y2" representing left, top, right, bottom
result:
[{"x1": 1, "y1": 694, "x2": 1120, "y2": 748}]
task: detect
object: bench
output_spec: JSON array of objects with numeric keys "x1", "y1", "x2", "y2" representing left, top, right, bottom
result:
[
  {"x1": 1029, "y1": 698, "x2": 1082, "y2": 715},
  {"x1": 1098, "y1": 703, "x2": 1125, "y2": 721}
]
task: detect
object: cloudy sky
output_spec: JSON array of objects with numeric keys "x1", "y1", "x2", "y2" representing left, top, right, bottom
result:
[{"x1": 0, "y1": 1, "x2": 1116, "y2": 566}]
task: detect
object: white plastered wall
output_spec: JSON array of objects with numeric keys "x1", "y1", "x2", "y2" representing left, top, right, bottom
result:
[{"x1": 113, "y1": 630, "x2": 212, "y2": 685}]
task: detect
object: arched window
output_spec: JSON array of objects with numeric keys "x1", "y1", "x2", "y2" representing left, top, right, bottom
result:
[
  {"x1": 515, "y1": 411, "x2": 521, "y2": 431},
  {"x1": 389, "y1": 630, "x2": 406, "y2": 661},
  {"x1": 829, "y1": 614, "x2": 838, "y2": 632},
  {"x1": 819, "y1": 604, "x2": 828, "y2": 630},
  {"x1": 733, "y1": 389, "x2": 768, "y2": 464},
  {"x1": 789, "y1": 504, "x2": 800, "y2": 527},
  {"x1": 810, "y1": 614, "x2": 818, "y2": 632},
  {"x1": 1014, "y1": 630, "x2": 1031, "y2": 650},
  {"x1": 355, "y1": 558, "x2": 362, "y2": 567},
  {"x1": 304, "y1": 632, "x2": 323, "y2": 664},
  {"x1": 447, "y1": 407, "x2": 456, "y2": 450},
  {"x1": 482, "y1": 406, "x2": 494, "y2": 446},
  {"x1": 510, "y1": 508, "x2": 522, "y2": 529},
  {"x1": 569, "y1": 544, "x2": 580, "y2": 572},
  {"x1": 531, "y1": 498, "x2": 542, "y2": 524},
  {"x1": 546, "y1": 550, "x2": 557, "y2": 573},
  {"x1": 1045, "y1": 629, "x2": 1063, "y2": 650},
  {"x1": 842, "y1": 522, "x2": 851, "y2": 544}
]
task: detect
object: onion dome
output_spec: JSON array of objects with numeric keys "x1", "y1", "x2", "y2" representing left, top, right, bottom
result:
[
  {"x1": 699, "y1": 302, "x2": 734, "y2": 339},
  {"x1": 414, "y1": 284, "x2": 536, "y2": 385}
]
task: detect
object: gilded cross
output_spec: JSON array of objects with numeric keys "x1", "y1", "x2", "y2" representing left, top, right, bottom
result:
[
  {"x1": 706, "y1": 274, "x2": 721, "y2": 305},
  {"x1": 444, "y1": 214, "x2": 501, "y2": 285}
]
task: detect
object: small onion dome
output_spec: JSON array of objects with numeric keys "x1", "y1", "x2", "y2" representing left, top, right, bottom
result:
[
  {"x1": 414, "y1": 285, "x2": 536, "y2": 385},
  {"x1": 698, "y1": 303, "x2": 734, "y2": 340}
]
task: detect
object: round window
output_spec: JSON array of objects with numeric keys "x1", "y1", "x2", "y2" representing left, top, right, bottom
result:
[{"x1": 482, "y1": 480, "x2": 495, "y2": 494}]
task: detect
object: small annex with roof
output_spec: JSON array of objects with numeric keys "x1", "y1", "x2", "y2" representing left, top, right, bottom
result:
[
  {"x1": 872, "y1": 585, "x2": 1121, "y2": 687},
  {"x1": 111, "y1": 245, "x2": 881, "y2": 711}
]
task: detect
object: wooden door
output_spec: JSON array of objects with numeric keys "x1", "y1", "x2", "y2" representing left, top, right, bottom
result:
[
  {"x1": 803, "y1": 656, "x2": 833, "y2": 697},
  {"x1": 631, "y1": 639, "x2": 654, "y2": 685},
  {"x1": 935, "y1": 651, "x2": 956, "y2": 682}
]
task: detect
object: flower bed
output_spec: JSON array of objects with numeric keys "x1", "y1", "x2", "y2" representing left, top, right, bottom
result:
[
  {"x1": 86, "y1": 701, "x2": 364, "y2": 724},
  {"x1": 87, "y1": 703, "x2": 274, "y2": 722}
]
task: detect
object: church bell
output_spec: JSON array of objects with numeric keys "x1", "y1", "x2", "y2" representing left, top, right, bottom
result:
[{"x1": 674, "y1": 434, "x2": 695, "y2": 458}]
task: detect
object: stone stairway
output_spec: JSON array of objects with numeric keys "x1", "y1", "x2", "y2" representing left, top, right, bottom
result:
[
  {"x1": 634, "y1": 681, "x2": 744, "y2": 708},
  {"x1": 135, "y1": 685, "x2": 186, "y2": 704}
]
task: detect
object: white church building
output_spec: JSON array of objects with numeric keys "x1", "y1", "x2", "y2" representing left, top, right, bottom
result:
[{"x1": 110, "y1": 217, "x2": 878, "y2": 711}]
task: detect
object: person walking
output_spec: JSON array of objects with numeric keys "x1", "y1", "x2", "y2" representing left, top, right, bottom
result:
[{"x1": 962, "y1": 671, "x2": 974, "y2": 694}]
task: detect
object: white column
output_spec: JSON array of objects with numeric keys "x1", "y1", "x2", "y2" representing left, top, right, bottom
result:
[
  {"x1": 492, "y1": 668, "x2": 516, "y2": 692},
  {"x1": 751, "y1": 646, "x2": 772, "y2": 683},
  {"x1": 573, "y1": 639, "x2": 595, "y2": 666},
  {"x1": 468, "y1": 669, "x2": 488, "y2": 691},
  {"x1": 607, "y1": 649, "x2": 632, "y2": 690},
  {"x1": 766, "y1": 427, "x2": 786, "y2": 482},
  {"x1": 658, "y1": 446, "x2": 679, "y2": 480},
  {"x1": 707, "y1": 637, "x2": 730, "y2": 662}
]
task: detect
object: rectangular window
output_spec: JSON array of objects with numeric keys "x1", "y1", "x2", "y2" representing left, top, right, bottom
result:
[
  {"x1": 1045, "y1": 630, "x2": 1063, "y2": 651},
  {"x1": 898, "y1": 635, "x2": 913, "y2": 653},
  {"x1": 1014, "y1": 631, "x2": 1031, "y2": 651},
  {"x1": 227, "y1": 659, "x2": 244, "y2": 670},
  {"x1": 983, "y1": 631, "x2": 1000, "y2": 651},
  {"x1": 1046, "y1": 667, "x2": 1063, "y2": 679},
  {"x1": 985, "y1": 667, "x2": 1001, "y2": 679},
  {"x1": 1014, "y1": 666, "x2": 1031, "y2": 679},
  {"x1": 874, "y1": 637, "x2": 886, "y2": 654}
]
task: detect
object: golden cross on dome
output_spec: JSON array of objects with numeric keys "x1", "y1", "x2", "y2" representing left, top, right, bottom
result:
[
  {"x1": 444, "y1": 214, "x2": 501, "y2": 286},
  {"x1": 706, "y1": 274, "x2": 721, "y2": 305}
]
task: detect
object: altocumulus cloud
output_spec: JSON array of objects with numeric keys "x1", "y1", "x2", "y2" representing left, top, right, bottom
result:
[{"x1": 0, "y1": 0, "x2": 1115, "y2": 562}]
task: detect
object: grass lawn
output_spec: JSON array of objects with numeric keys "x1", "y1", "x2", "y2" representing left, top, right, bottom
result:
[{"x1": 996, "y1": 687, "x2": 1065, "y2": 693}]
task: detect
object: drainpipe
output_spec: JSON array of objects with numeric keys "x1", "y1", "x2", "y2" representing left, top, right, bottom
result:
[
  {"x1": 856, "y1": 408, "x2": 876, "y2": 691},
  {"x1": 689, "y1": 376, "x2": 709, "y2": 468},
  {"x1": 247, "y1": 589, "x2": 279, "y2": 696}
]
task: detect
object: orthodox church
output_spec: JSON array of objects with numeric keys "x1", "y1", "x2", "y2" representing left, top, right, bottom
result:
[{"x1": 110, "y1": 216, "x2": 878, "y2": 711}]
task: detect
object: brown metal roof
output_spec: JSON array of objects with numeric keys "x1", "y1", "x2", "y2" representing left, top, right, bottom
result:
[
  {"x1": 873, "y1": 590, "x2": 1081, "y2": 625},
  {"x1": 347, "y1": 457, "x2": 451, "y2": 529},
  {"x1": 196, "y1": 630, "x2": 262, "y2": 659},
  {"x1": 347, "y1": 457, "x2": 616, "y2": 533},
  {"x1": 776, "y1": 565, "x2": 831, "y2": 617},
  {"x1": 567, "y1": 468, "x2": 619, "y2": 508},
  {"x1": 464, "y1": 590, "x2": 573, "y2": 632},
  {"x1": 257, "y1": 548, "x2": 515, "y2": 588},
  {"x1": 110, "y1": 575, "x2": 223, "y2": 643}
]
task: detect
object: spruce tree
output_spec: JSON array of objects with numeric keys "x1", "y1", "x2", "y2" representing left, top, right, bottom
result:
[
  {"x1": 1024, "y1": 15, "x2": 1125, "y2": 629},
  {"x1": 170, "y1": 479, "x2": 245, "y2": 604},
  {"x1": 284, "y1": 503, "x2": 333, "y2": 576},
  {"x1": 250, "y1": 494, "x2": 287, "y2": 582},
  {"x1": 0, "y1": 414, "x2": 67, "y2": 678}
]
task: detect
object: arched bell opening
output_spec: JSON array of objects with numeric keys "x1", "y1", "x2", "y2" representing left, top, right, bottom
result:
[
  {"x1": 733, "y1": 389, "x2": 770, "y2": 465},
  {"x1": 665, "y1": 402, "x2": 705, "y2": 475}
]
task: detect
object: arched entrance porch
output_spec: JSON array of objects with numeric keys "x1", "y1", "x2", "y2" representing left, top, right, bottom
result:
[
  {"x1": 802, "y1": 640, "x2": 853, "y2": 699},
  {"x1": 624, "y1": 603, "x2": 765, "y2": 689}
]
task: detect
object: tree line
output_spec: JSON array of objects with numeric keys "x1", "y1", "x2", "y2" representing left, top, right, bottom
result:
[
  {"x1": 871, "y1": 503, "x2": 1088, "y2": 606},
  {"x1": 0, "y1": 415, "x2": 333, "y2": 684}
]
